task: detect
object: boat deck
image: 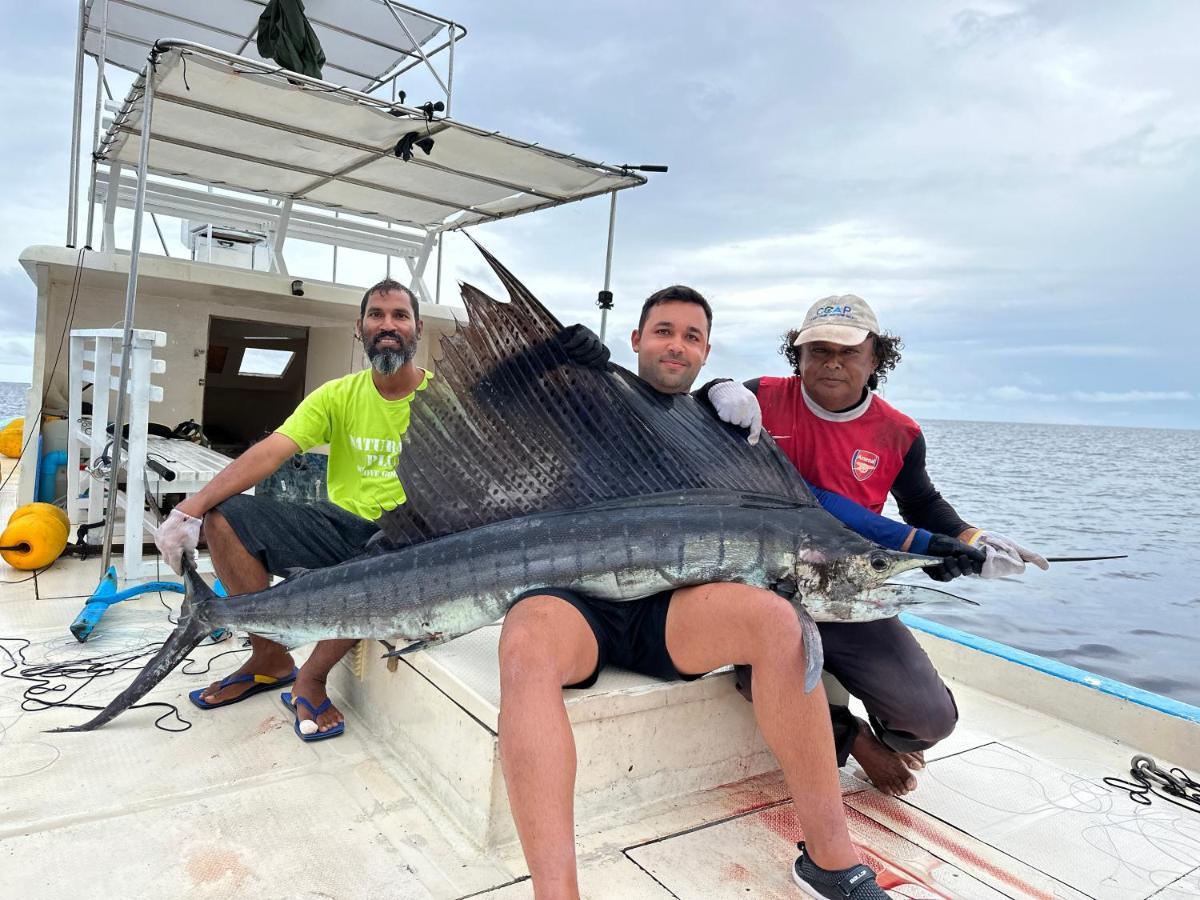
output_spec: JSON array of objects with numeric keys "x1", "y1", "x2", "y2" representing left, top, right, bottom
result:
[{"x1": 2, "y1": 458, "x2": 1199, "y2": 899}]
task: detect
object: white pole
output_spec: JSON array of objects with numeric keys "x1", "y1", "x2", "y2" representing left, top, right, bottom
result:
[
  {"x1": 599, "y1": 192, "x2": 618, "y2": 343},
  {"x1": 100, "y1": 52, "x2": 156, "y2": 576},
  {"x1": 84, "y1": 0, "x2": 109, "y2": 249},
  {"x1": 446, "y1": 24, "x2": 455, "y2": 114},
  {"x1": 66, "y1": 0, "x2": 87, "y2": 246},
  {"x1": 435, "y1": 234, "x2": 443, "y2": 304}
]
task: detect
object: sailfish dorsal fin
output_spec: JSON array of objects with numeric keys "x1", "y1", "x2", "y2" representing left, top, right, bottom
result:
[{"x1": 377, "y1": 241, "x2": 815, "y2": 546}]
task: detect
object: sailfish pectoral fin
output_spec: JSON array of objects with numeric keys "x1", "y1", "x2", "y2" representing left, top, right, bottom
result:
[{"x1": 795, "y1": 604, "x2": 825, "y2": 693}]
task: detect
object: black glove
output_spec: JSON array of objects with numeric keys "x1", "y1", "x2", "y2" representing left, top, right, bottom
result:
[
  {"x1": 923, "y1": 533, "x2": 987, "y2": 582},
  {"x1": 555, "y1": 323, "x2": 610, "y2": 370}
]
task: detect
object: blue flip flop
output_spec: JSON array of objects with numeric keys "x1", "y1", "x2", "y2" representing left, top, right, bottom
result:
[
  {"x1": 188, "y1": 667, "x2": 299, "y2": 710},
  {"x1": 281, "y1": 691, "x2": 345, "y2": 742}
]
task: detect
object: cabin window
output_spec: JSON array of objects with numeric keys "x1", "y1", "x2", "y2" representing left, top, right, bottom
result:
[{"x1": 239, "y1": 348, "x2": 295, "y2": 378}]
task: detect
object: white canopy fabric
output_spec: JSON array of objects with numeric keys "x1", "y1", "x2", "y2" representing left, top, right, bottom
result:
[
  {"x1": 84, "y1": 0, "x2": 455, "y2": 91},
  {"x1": 97, "y1": 45, "x2": 647, "y2": 232}
]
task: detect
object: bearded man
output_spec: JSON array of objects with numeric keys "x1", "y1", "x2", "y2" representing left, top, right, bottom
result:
[{"x1": 154, "y1": 279, "x2": 430, "y2": 740}]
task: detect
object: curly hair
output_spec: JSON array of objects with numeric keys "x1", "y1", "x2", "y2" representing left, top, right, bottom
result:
[{"x1": 779, "y1": 330, "x2": 904, "y2": 390}]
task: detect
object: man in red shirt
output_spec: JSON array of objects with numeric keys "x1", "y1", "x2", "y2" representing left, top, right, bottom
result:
[{"x1": 710, "y1": 294, "x2": 1047, "y2": 796}]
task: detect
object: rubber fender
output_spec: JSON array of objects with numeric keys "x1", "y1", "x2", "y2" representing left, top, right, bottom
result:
[{"x1": 0, "y1": 417, "x2": 23, "y2": 458}]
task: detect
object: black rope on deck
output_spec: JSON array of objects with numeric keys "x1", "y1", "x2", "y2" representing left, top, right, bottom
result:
[{"x1": 1104, "y1": 754, "x2": 1200, "y2": 815}]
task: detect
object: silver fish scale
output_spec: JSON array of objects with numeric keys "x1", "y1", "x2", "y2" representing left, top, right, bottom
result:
[{"x1": 210, "y1": 499, "x2": 894, "y2": 648}]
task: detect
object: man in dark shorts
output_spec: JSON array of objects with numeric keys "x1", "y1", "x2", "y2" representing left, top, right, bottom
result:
[
  {"x1": 497, "y1": 287, "x2": 976, "y2": 900},
  {"x1": 153, "y1": 279, "x2": 430, "y2": 740}
]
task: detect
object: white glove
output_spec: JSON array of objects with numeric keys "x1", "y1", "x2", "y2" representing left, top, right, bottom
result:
[
  {"x1": 707, "y1": 381, "x2": 762, "y2": 445},
  {"x1": 971, "y1": 530, "x2": 1049, "y2": 578},
  {"x1": 155, "y1": 509, "x2": 202, "y2": 575}
]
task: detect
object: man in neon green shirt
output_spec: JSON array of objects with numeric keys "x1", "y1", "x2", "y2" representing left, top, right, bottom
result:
[{"x1": 154, "y1": 279, "x2": 428, "y2": 740}]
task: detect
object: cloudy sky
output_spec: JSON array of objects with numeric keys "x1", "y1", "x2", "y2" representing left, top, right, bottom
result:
[{"x1": 1, "y1": 1, "x2": 1196, "y2": 429}]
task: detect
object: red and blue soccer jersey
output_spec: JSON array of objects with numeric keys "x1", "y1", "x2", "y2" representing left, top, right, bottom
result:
[{"x1": 756, "y1": 376, "x2": 921, "y2": 514}]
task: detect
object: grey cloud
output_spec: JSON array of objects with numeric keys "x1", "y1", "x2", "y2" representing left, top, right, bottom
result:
[{"x1": 0, "y1": 1, "x2": 1195, "y2": 429}]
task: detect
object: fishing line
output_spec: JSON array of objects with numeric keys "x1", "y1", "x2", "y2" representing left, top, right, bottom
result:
[
  {"x1": 0, "y1": 566, "x2": 50, "y2": 586},
  {"x1": 925, "y1": 745, "x2": 1200, "y2": 879},
  {"x1": 0, "y1": 636, "x2": 191, "y2": 732},
  {"x1": 0, "y1": 623, "x2": 245, "y2": 733}
]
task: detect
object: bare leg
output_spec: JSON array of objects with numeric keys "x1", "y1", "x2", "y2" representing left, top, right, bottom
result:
[
  {"x1": 666, "y1": 584, "x2": 858, "y2": 872},
  {"x1": 201, "y1": 511, "x2": 355, "y2": 729},
  {"x1": 200, "y1": 511, "x2": 356, "y2": 729},
  {"x1": 290, "y1": 638, "x2": 358, "y2": 733},
  {"x1": 498, "y1": 597, "x2": 599, "y2": 900},
  {"x1": 197, "y1": 510, "x2": 294, "y2": 704}
]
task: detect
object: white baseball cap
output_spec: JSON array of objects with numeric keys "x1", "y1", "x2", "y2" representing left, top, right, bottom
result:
[{"x1": 792, "y1": 294, "x2": 880, "y2": 346}]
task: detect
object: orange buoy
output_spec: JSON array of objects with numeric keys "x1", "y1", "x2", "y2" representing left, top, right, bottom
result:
[
  {"x1": 11, "y1": 502, "x2": 70, "y2": 532},
  {"x1": 0, "y1": 418, "x2": 22, "y2": 458},
  {"x1": 1, "y1": 503, "x2": 70, "y2": 570}
]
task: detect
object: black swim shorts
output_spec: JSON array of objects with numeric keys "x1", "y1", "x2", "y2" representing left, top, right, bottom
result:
[
  {"x1": 511, "y1": 588, "x2": 706, "y2": 689},
  {"x1": 214, "y1": 494, "x2": 380, "y2": 578}
]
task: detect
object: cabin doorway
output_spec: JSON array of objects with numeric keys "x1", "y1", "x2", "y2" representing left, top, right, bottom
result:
[{"x1": 202, "y1": 317, "x2": 309, "y2": 456}]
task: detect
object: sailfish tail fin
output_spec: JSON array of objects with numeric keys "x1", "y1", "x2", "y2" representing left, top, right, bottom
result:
[{"x1": 49, "y1": 559, "x2": 217, "y2": 732}]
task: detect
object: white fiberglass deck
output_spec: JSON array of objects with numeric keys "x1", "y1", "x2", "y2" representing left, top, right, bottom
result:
[{"x1": 2, "y1": 460, "x2": 1199, "y2": 898}]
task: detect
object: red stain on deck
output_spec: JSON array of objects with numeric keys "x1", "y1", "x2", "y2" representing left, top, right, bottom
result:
[
  {"x1": 847, "y1": 798, "x2": 1059, "y2": 899},
  {"x1": 254, "y1": 715, "x2": 286, "y2": 735},
  {"x1": 186, "y1": 848, "x2": 249, "y2": 888},
  {"x1": 732, "y1": 796, "x2": 918, "y2": 895},
  {"x1": 854, "y1": 844, "x2": 937, "y2": 898},
  {"x1": 719, "y1": 779, "x2": 1059, "y2": 900},
  {"x1": 759, "y1": 805, "x2": 801, "y2": 842},
  {"x1": 722, "y1": 862, "x2": 752, "y2": 882}
]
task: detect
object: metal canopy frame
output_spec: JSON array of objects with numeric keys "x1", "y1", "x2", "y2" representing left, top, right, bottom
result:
[
  {"x1": 89, "y1": 40, "x2": 647, "y2": 299},
  {"x1": 67, "y1": 0, "x2": 468, "y2": 250},
  {"x1": 80, "y1": 0, "x2": 466, "y2": 92},
  {"x1": 87, "y1": 37, "x2": 656, "y2": 583}
]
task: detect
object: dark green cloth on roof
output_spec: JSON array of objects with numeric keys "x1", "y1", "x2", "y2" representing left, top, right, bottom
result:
[{"x1": 256, "y1": 0, "x2": 326, "y2": 79}]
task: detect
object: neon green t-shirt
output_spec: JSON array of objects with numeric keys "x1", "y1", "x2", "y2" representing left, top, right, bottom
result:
[{"x1": 275, "y1": 367, "x2": 432, "y2": 520}]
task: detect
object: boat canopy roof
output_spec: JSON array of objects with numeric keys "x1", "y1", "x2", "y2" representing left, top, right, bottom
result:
[
  {"x1": 84, "y1": 0, "x2": 460, "y2": 91},
  {"x1": 97, "y1": 43, "x2": 647, "y2": 233}
]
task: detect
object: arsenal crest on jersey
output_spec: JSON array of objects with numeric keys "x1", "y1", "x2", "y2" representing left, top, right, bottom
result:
[{"x1": 851, "y1": 449, "x2": 879, "y2": 482}]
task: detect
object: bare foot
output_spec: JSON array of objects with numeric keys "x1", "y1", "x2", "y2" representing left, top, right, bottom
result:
[
  {"x1": 851, "y1": 717, "x2": 924, "y2": 796},
  {"x1": 199, "y1": 650, "x2": 295, "y2": 705},
  {"x1": 290, "y1": 670, "x2": 344, "y2": 734}
]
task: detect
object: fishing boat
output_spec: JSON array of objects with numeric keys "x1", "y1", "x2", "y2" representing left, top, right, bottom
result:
[{"x1": 2, "y1": 3, "x2": 1198, "y2": 897}]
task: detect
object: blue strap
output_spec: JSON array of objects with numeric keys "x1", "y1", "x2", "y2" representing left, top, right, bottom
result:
[
  {"x1": 216, "y1": 672, "x2": 259, "y2": 689},
  {"x1": 291, "y1": 694, "x2": 333, "y2": 717}
]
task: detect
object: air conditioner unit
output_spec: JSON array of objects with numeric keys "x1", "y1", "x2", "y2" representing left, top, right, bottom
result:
[{"x1": 184, "y1": 222, "x2": 271, "y2": 271}]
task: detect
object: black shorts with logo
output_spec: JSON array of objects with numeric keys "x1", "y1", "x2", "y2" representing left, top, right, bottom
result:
[{"x1": 511, "y1": 588, "x2": 706, "y2": 689}]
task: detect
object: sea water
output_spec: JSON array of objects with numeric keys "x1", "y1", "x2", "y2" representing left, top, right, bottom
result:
[
  {"x1": 0, "y1": 381, "x2": 24, "y2": 422},
  {"x1": 2, "y1": 381, "x2": 1197, "y2": 705},
  {"x1": 887, "y1": 418, "x2": 1200, "y2": 707}
]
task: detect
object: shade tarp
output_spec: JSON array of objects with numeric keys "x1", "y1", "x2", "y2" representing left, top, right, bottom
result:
[
  {"x1": 98, "y1": 47, "x2": 646, "y2": 232},
  {"x1": 84, "y1": 0, "x2": 450, "y2": 90}
]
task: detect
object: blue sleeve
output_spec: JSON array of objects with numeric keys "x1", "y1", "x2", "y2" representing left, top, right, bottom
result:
[{"x1": 809, "y1": 481, "x2": 931, "y2": 553}]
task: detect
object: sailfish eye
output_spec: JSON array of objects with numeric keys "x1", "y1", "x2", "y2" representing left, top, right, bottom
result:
[{"x1": 869, "y1": 552, "x2": 890, "y2": 573}]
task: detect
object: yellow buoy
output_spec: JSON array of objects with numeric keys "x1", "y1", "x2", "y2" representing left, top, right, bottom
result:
[
  {"x1": 11, "y1": 502, "x2": 70, "y2": 533},
  {"x1": 0, "y1": 418, "x2": 23, "y2": 458},
  {"x1": 1, "y1": 506, "x2": 70, "y2": 570}
]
